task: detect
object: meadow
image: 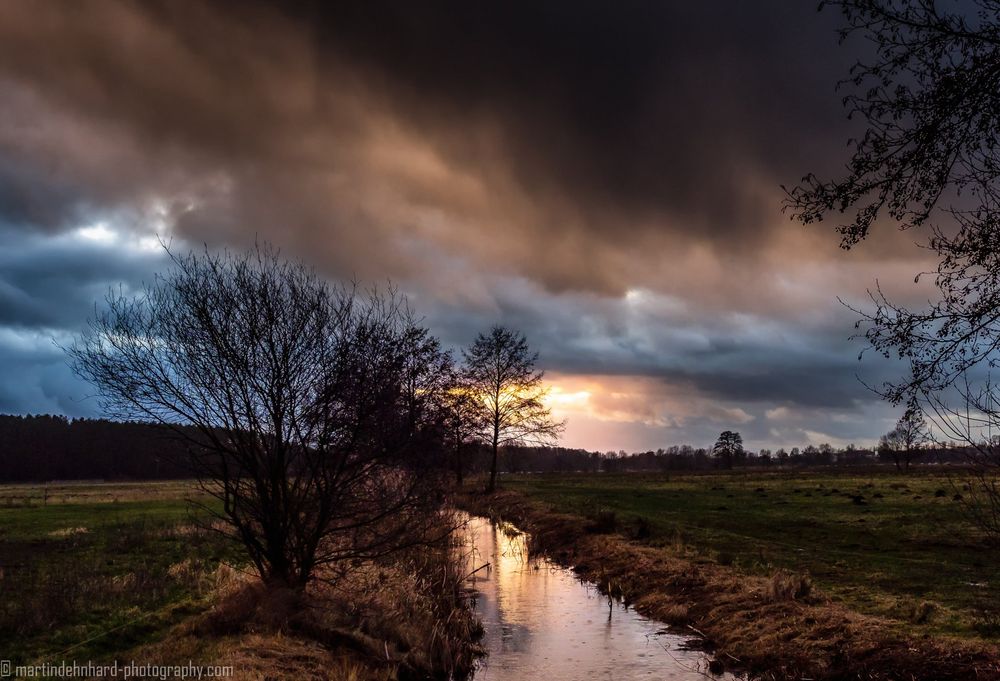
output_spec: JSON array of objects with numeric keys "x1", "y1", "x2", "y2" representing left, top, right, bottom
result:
[
  {"x1": 0, "y1": 481, "x2": 242, "y2": 665},
  {"x1": 502, "y1": 467, "x2": 1000, "y2": 639},
  {"x1": 6, "y1": 468, "x2": 999, "y2": 679},
  {"x1": 0, "y1": 480, "x2": 481, "y2": 680}
]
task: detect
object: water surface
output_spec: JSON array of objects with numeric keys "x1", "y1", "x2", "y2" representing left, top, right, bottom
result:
[{"x1": 462, "y1": 516, "x2": 735, "y2": 680}]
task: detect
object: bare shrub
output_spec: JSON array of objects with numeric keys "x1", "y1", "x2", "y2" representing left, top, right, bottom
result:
[{"x1": 71, "y1": 244, "x2": 456, "y2": 590}]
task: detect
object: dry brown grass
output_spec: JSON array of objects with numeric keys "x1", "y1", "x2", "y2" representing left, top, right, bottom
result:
[
  {"x1": 767, "y1": 570, "x2": 813, "y2": 602},
  {"x1": 122, "y1": 514, "x2": 483, "y2": 681},
  {"x1": 463, "y1": 488, "x2": 1000, "y2": 681},
  {"x1": 0, "y1": 480, "x2": 203, "y2": 507},
  {"x1": 219, "y1": 634, "x2": 396, "y2": 681},
  {"x1": 117, "y1": 628, "x2": 395, "y2": 681},
  {"x1": 303, "y1": 552, "x2": 484, "y2": 677}
]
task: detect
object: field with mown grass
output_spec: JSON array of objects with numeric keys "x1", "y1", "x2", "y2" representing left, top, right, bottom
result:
[
  {"x1": 0, "y1": 481, "x2": 243, "y2": 666},
  {"x1": 501, "y1": 468, "x2": 1000, "y2": 639}
]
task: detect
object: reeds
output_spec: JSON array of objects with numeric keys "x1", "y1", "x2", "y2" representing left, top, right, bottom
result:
[{"x1": 185, "y1": 510, "x2": 484, "y2": 680}]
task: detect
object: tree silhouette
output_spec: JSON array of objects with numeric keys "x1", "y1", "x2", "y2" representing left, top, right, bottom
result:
[
  {"x1": 786, "y1": 0, "x2": 1000, "y2": 408},
  {"x1": 878, "y1": 408, "x2": 929, "y2": 471},
  {"x1": 712, "y1": 431, "x2": 744, "y2": 470},
  {"x1": 442, "y1": 376, "x2": 484, "y2": 486},
  {"x1": 462, "y1": 326, "x2": 563, "y2": 493},
  {"x1": 787, "y1": 0, "x2": 1000, "y2": 247},
  {"x1": 70, "y1": 244, "x2": 451, "y2": 590},
  {"x1": 787, "y1": 0, "x2": 1000, "y2": 535}
]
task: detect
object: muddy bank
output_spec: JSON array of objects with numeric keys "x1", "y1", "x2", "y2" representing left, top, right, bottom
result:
[{"x1": 458, "y1": 489, "x2": 1000, "y2": 681}]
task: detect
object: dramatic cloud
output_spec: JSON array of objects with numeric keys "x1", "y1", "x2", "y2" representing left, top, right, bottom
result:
[{"x1": 0, "y1": 1, "x2": 935, "y2": 449}]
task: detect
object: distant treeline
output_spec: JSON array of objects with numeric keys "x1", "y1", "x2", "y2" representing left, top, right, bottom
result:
[
  {"x1": 0, "y1": 414, "x2": 195, "y2": 482},
  {"x1": 0, "y1": 414, "x2": 975, "y2": 482},
  {"x1": 492, "y1": 442, "x2": 972, "y2": 474}
]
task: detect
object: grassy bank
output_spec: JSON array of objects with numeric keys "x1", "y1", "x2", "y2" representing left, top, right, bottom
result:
[
  {"x1": 2, "y1": 481, "x2": 482, "y2": 680},
  {"x1": 503, "y1": 468, "x2": 1000, "y2": 638},
  {"x1": 459, "y1": 469, "x2": 1000, "y2": 680}
]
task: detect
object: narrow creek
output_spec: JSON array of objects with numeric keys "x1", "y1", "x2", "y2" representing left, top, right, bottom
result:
[{"x1": 460, "y1": 515, "x2": 736, "y2": 680}]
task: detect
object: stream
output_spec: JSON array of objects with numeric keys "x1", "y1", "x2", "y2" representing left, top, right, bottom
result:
[{"x1": 461, "y1": 515, "x2": 736, "y2": 680}]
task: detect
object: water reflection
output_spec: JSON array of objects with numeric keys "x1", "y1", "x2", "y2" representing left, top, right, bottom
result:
[{"x1": 461, "y1": 516, "x2": 734, "y2": 681}]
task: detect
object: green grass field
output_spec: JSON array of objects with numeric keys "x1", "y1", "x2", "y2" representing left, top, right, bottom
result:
[
  {"x1": 502, "y1": 468, "x2": 1000, "y2": 639},
  {"x1": 0, "y1": 481, "x2": 241, "y2": 665}
]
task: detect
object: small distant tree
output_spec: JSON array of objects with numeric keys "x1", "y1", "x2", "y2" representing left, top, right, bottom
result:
[
  {"x1": 878, "y1": 408, "x2": 929, "y2": 471},
  {"x1": 877, "y1": 430, "x2": 903, "y2": 467},
  {"x1": 712, "y1": 431, "x2": 744, "y2": 470},
  {"x1": 463, "y1": 326, "x2": 564, "y2": 493}
]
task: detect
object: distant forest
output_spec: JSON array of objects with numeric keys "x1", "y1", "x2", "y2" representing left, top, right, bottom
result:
[
  {"x1": 0, "y1": 415, "x2": 195, "y2": 481},
  {"x1": 0, "y1": 414, "x2": 972, "y2": 483}
]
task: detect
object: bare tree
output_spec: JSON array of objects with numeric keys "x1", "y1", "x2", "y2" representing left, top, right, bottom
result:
[
  {"x1": 786, "y1": 0, "x2": 1000, "y2": 247},
  {"x1": 786, "y1": 1, "x2": 1000, "y2": 537},
  {"x1": 785, "y1": 0, "x2": 1000, "y2": 408},
  {"x1": 462, "y1": 326, "x2": 563, "y2": 493},
  {"x1": 712, "y1": 431, "x2": 744, "y2": 470},
  {"x1": 878, "y1": 408, "x2": 929, "y2": 471},
  {"x1": 70, "y1": 244, "x2": 451, "y2": 591}
]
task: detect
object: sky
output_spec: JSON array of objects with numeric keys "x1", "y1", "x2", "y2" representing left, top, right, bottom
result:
[{"x1": 0, "y1": 1, "x2": 939, "y2": 452}]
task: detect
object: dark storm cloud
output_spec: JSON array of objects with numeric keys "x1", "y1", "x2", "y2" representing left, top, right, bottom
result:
[
  {"x1": 0, "y1": 329, "x2": 101, "y2": 417},
  {"x1": 0, "y1": 161, "x2": 81, "y2": 232},
  {"x1": 0, "y1": 1, "x2": 922, "y2": 447},
  {"x1": 0, "y1": 220, "x2": 168, "y2": 414},
  {"x1": 0, "y1": 225, "x2": 166, "y2": 328},
  {"x1": 0, "y1": 1, "x2": 858, "y2": 270},
  {"x1": 303, "y1": 1, "x2": 853, "y2": 217}
]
